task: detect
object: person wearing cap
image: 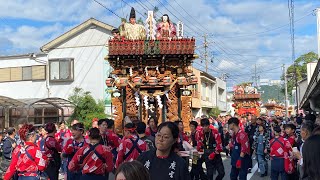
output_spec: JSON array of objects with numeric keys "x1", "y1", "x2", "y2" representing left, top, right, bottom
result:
[
  {"x1": 3, "y1": 124, "x2": 47, "y2": 180},
  {"x1": 68, "y1": 127, "x2": 113, "y2": 180},
  {"x1": 227, "y1": 117, "x2": 250, "y2": 180},
  {"x1": 63, "y1": 123, "x2": 87, "y2": 180},
  {"x1": 120, "y1": 7, "x2": 146, "y2": 40},
  {"x1": 269, "y1": 126, "x2": 292, "y2": 180},
  {"x1": 115, "y1": 122, "x2": 147, "y2": 169},
  {"x1": 196, "y1": 118, "x2": 225, "y2": 180},
  {"x1": 0, "y1": 127, "x2": 16, "y2": 173},
  {"x1": 44, "y1": 122, "x2": 62, "y2": 180}
]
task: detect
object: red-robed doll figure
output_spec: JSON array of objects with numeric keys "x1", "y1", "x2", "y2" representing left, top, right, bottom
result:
[
  {"x1": 4, "y1": 124, "x2": 47, "y2": 180},
  {"x1": 156, "y1": 14, "x2": 176, "y2": 40},
  {"x1": 68, "y1": 128, "x2": 113, "y2": 180}
]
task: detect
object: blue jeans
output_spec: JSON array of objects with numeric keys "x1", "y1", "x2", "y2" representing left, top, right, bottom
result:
[
  {"x1": 230, "y1": 155, "x2": 250, "y2": 180},
  {"x1": 257, "y1": 154, "x2": 268, "y2": 175},
  {"x1": 271, "y1": 158, "x2": 287, "y2": 180},
  {"x1": 18, "y1": 176, "x2": 39, "y2": 180}
]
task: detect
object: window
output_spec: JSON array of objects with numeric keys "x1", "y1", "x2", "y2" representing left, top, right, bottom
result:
[
  {"x1": 49, "y1": 58, "x2": 74, "y2": 81},
  {"x1": 201, "y1": 83, "x2": 206, "y2": 101},
  {"x1": 0, "y1": 65, "x2": 45, "y2": 83},
  {"x1": 22, "y1": 66, "x2": 32, "y2": 80}
]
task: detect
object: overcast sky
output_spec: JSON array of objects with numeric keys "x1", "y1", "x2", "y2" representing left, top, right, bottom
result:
[{"x1": 0, "y1": 0, "x2": 319, "y2": 87}]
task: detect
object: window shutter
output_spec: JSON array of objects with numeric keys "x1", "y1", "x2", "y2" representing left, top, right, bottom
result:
[
  {"x1": 0, "y1": 68, "x2": 11, "y2": 82},
  {"x1": 32, "y1": 66, "x2": 45, "y2": 80},
  {"x1": 10, "y1": 67, "x2": 22, "y2": 81}
]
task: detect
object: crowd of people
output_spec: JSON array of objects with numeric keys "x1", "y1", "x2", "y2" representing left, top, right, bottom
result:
[{"x1": 0, "y1": 113, "x2": 319, "y2": 180}]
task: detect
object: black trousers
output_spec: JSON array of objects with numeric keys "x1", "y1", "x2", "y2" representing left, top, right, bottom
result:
[
  {"x1": 45, "y1": 161, "x2": 60, "y2": 180},
  {"x1": 205, "y1": 154, "x2": 225, "y2": 180},
  {"x1": 190, "y1": 156, "x2": 207, "y2": 180}
]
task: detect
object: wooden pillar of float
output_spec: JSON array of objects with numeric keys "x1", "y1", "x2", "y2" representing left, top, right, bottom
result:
[
  {"x1": 181, "y1": 95, "x2": 192, "y2": 132},
  {"x1": 111, "y1": 97, "x2": 123, "y2": 134}
]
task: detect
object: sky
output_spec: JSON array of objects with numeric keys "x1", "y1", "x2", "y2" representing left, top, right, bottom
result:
[{"x1": 0, "y1": 0, "x2": 319, "y2": 87}]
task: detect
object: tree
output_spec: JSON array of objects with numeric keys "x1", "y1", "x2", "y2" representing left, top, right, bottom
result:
[
  {"x1": 282, "y1": 52, "x2": 318, "y2": 98},
  {"x1": 68, "y1": 87, "x2": 106, "y2": 129},
  {"x1": 208, "y1": 107, "x2": 221, "y2": 118}
]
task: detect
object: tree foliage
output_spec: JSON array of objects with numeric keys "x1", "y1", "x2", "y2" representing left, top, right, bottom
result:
[
  {"x1": 68, "y1": 87, "x2": 106, "y2": 129},
  {"x1": 208, "y1": 107, "x2": 221, "y2": 118},
  {"x1": 282, "y1": 52, "x2": 318, "y2": 98}
]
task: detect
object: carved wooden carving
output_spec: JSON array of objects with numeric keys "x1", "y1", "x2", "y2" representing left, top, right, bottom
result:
[
  {"x1": 126, "y1": 85, "x2": 138, "y2": 116},
  {"x1": 112, "y1": 97, "x2": 123, "y2": 134},
  {"x1": 181, "y1": 96, "x2": 192, "y2": 132},
  {"x1": 166, "y1": 84, "x2": 179, "y2": 121}
]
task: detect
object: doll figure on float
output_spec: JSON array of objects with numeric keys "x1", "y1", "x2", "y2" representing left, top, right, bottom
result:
[
  {"x1": 156, "y1": 14, "x2": 176, "y2": 40},
  {"x1": 120, "y1": 7, "x2": 146, "y2": 40}
]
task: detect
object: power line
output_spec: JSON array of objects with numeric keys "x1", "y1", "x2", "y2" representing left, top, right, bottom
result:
[{"x1": 92, "y1": 0, "x2": 122, "y2": 19}]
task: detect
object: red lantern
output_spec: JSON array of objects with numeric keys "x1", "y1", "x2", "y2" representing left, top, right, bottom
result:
[
  {"x1": 189, "y1": 76, "x2": 198, "y2": 85},
  {"x1": 105, "y1": 78, "x2": 114, "y2": 87},
  {"x1": 134, "y1": 76, "x2": 143, "y2": 86},
  {"x1": 149, "y1": 77, "x2": 158, "y2": 86},
  {"x1": 163, "y1": 77, "x2": 171, "y2": 86},
  {"x1": 120, "y1": 77, "x2": 128, "y2": 87},
  {"x1": 177, "y1": 77, "x2": 187, "y2": 85}
]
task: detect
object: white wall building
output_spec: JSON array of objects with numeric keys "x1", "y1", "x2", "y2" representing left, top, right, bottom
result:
[
  {"x1": 191, "y1": 69, "x2": 227, "y2": 118},
  {"x1": 0, "y1": 18, "x2": 114, "y2": 116}
]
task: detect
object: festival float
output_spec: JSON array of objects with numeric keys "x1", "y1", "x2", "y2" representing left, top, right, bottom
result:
[
  {"x1": 232, "y1": 83, "x2": 261, "y2": 116},
  {"x1": 105, "y1": 8, "x2": 197, "y2": 133},
  {"x1": 263, "y1": 99, "x2": 284, "y2": 116}
]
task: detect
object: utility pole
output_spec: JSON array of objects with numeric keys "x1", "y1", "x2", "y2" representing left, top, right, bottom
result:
[
  {"x1": 203, "y1": 34, "x2": 208, "y2": 73},
  {"x1": 252, "y1": 64, "x2": 260, "y2": 88},
  {"x1": 283, "y1": 64, "x2": 289, "y2": 118}
]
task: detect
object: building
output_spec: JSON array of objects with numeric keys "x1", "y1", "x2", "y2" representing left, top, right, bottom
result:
[
  {"x1": 0, "y1": 18, "x2": 114, "y2": 128},
  {"x1": 190, "y1": 68, "x2": 227, "y2": 118},
  {"x1": 300, "y1": 61, "x2": 320, "y2": 113}
]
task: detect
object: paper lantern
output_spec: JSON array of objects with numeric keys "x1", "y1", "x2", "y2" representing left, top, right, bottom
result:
[
  {"x1": 105, "y1": 78, "x2": 114, "y2": 87},
  {"x1": 120, "y1": 77, "x2": 128, "y2": 87},
  {"x1": 163, "y1": 77, "x2": 171, "y2": 86},
  {"x1": 134, "y1": 76, "x2": 143, "y2": 86},
  {"x1": 189, "y1": 76, "x2": 198, "y2": 85},
  {"x1": 149, "y1": 77, "x2": 158, "y2": 86},
  {"x1": 177, "y1": 77, "x2": 187, "y2": 85}
]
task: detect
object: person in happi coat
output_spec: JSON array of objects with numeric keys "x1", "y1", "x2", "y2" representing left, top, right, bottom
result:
[
  {"x1": 3, "y1": 124, "x2": 47, "y2": 180},
  {"x1": 68, "y1": 128, "x2": 113, "y2": 180},
  {"x1": 174, "y1": 120, "x2": 189, "y2": 151},
  {"x1": 189, "y1": 121, "x2": 207, "y2": 180},
  {"x1": 137, "y1": 122, "x2": 191, "y2": 180},
  {"x1": 105, "y1": 119, "x2": 121, "y2": 163},
  {"x1": 245, "y1": 115, "x2": 258, "y2": 172},
  {"x1": 284, "y1": 123, "x2": 298, "y2": 180},
  {"x1": 97, "y1": 119, "x2": 109, "y2": 146},
  {"x1": 196, "y1": 118, "x2": 225, "y2": 180},
  {"x1": 228, "y1": 117, "x2": 251, "y2": 180},
  {"x1": 269, "y1": 126, "x2": 292, "y2": 180},
  {"x1": 145, "y1": 117, "x2": 158, "y2": 138},
  {"x1": 116, "y1": 123, "x2": 147, "y2": 168},
  {"x1": 115, "y1": 161, "x2": 150, "y2": 180},
  {"x1": 44, "y1": 122, "x2": 62, "y2": 180},
  {"x1": 253, "y1": 124, "x2": 270, "y2": 177},
  {"x1": 63, "y1": 123, "x2": 87, "y2": 180}
]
